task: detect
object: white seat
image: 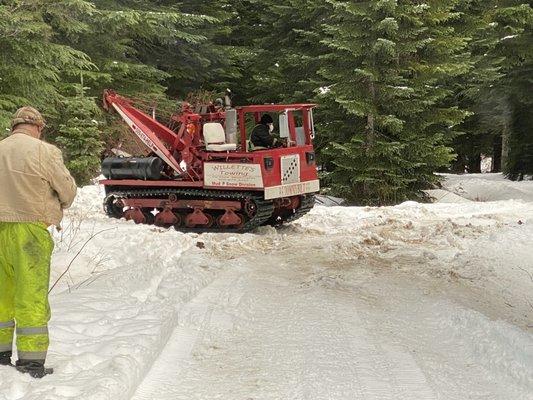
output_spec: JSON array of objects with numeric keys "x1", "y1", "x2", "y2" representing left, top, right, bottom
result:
[{"x1": 203, "y1": 123, "x2": 237, "y2": 152}]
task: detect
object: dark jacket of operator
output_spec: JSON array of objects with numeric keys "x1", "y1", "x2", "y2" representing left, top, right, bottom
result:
[{"x1": 250, "y1": 114, "x2": 281, "y2": 148}]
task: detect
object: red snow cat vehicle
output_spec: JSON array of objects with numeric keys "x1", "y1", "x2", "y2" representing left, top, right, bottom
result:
[{"x1": 100, "y1": 89, "x2": 320, "y2": 233}]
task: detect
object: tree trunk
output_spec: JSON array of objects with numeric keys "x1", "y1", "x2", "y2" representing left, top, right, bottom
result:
[
  {"x1": 468, "y1": 153, "x2": 481, "y2": 173},
  {"x1": 492, "y1": 135, "x2": 502, "y2": 173},
  {"x1": 451, "y1": 153, "x2": 467, "y2": 173},
  {"x1": 501, "y1": 123, "x2": 511, "y2": 173},
  {"x1": 366, "y1": 79, "x2": 375, "y2": 150},
  {"x1": 363, "y1": 79, "x2": 376, "y2": 199}
]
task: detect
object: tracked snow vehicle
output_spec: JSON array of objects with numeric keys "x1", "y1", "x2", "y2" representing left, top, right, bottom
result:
[{"x1": 100, "y1": 90, "x2": 319, "y2": 232}]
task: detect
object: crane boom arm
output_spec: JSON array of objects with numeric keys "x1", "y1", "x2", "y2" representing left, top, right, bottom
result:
[{"x1": 103, "y1": 90, "x2": 185, "y2": 175}]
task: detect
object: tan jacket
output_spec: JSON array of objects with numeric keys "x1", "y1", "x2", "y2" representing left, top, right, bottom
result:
[{"x1": 0, "y1": 128, "x2": 77, "y2": 227}]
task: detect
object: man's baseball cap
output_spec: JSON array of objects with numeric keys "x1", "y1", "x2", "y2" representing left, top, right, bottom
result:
[{"x1": 11, "y1": 106, "x2": 46, "y2": 130}]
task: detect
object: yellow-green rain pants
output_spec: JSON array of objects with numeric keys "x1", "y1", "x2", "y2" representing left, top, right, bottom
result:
[{"x1": 0, "y1": 222, "x2": 53, "y2": 361}]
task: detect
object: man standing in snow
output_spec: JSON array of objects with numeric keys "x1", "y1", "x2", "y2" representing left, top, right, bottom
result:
[{"x1": 0, "y1": 107, "x2": 77, "y2": 378}]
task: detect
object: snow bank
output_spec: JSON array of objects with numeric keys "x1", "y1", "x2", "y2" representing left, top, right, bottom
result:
[
  {"x1": 0, "y1": 185, "x2": 222, "y2": 400},
  {"x1": 441, "y1": 173, "x2": 533, "y2": 202},
  {"x1": 1, "y1": 176, "x2": 532, "y2": 400},
  {"x1": 424, "y1": 188, "x2": 472, "y2": 203},
  {"x1": 288, "y1": 199, "x2": 533, "y2": 328}
]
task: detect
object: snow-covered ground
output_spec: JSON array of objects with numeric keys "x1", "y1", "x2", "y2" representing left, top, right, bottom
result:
[
  {"x1": 441, "y1": 173, "x2": 533, "y2": 202},
  {"x1": 0, "y1": 174, "x2": 532, "y2": 400}
]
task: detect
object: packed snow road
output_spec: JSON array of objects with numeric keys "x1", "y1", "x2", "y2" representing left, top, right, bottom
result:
[
  {"x1": 131, "y1": 201, "x2": 533, "y2": 400},
  {"x1": 0, "y1": 174, "x2": 532, "y2": 400}
]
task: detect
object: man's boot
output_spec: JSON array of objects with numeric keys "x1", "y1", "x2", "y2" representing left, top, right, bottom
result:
[
  {"x1": 15, "y1": 360, "x2": 53, "y2": 378},
  {"x1": 0, "y1": 351, "x2": 12, "y2": 366}
]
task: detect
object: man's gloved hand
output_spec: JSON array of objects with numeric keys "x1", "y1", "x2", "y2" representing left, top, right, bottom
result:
[{"x1": 276, "y1": 137, "x2": 289, "y2": 148}]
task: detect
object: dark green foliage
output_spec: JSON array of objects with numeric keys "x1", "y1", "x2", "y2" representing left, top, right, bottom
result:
[
  {"x1": 235, "y1": 0, "x2": 330, "y2": 104},
  {"x1": 492, "y1": 2, "x2": 533, "y2": 178},
  {"x1": 1, "y1": 0, "x2": 532, "y2": 193},
  {"x1": 51, "y1": 86, "x2": 103, "y2": 186},
  {"x1": 229, "y1": 0, "x2": 533, "y2": 200},
  {"x1": 0, "y1": 0, "x2": 222, "y2": 183},
  {"x1": 0, "y1": 1, "x2": 94, "y2": 133},
  {"x1": 316, "y1": 0, "x2": 469, "y2": 204},
  {"x1": 447, "y1": 0, "x2": 501, "y2": 173},
  {"x1": 452, "y1": 1, "x2": 533, "y2": 177}
]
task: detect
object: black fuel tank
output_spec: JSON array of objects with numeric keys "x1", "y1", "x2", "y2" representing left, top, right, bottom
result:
[{"x1": 101, "y1": 157, "x2": 164, "y2": 180}]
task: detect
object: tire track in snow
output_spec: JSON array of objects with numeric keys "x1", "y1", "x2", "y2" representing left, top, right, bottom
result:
[
  {"x1": 296, "y1": 289, "x2": 437, "y2": 400},
  {"x1": 127, "y1": 246, "x2": 437, "y2": 400},
  {"x1": 334, "y1": 300, "x2": 435, "y2": 400},
  {"x1": 380, "y1": 345, "x2": 436, "y2": 400},
  {"x1": 130, "y1": 268, "x2": 245, "y2": 400}
]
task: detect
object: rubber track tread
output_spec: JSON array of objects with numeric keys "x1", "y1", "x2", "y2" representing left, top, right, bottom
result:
[
  {"x1": 105, "y1": 187, "x2": 274, "y2": 233},
  {"x1": 264, "y1": 194, "x2": 316, "y2": 227},
  {"x1": 283, "y1": 194, "x2": 316, "y2": 224}
]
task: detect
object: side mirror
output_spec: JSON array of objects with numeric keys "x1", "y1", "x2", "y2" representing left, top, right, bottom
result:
[{"x1": 279, "y1": 113, "x2": 290, "y2": 138}]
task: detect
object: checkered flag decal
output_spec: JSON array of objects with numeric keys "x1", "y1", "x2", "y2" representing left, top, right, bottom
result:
[{"x1": 281, "y1": 155, "x2": 300, "y2": 184}]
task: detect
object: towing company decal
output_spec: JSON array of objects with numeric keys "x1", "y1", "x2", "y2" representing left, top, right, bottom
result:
[
  {"x1": 264, "y1": 180, "x2": 320, "y2": 200},
  {"x1": 204, "y1": 163, "x2": 264, "y2": 188}
]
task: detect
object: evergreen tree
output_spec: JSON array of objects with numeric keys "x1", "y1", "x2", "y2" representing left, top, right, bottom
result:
[
  {"x1": 169, "y1": 0, "x2": 240, "y2": 96},
  {"x1": 448, "y1": 0, "x2": 501, "y2": 173},
  {"x1": 235, "y1": 0, "x2": 329, "y2": 104},
  {"x1": 450, "y1": 1, "x2": 532, "y2": 177},
  {"x1": 51, "y1": 84, "x2": 103, "y2": 186},
  {"x1": 318, "y1": 0, "x2": 472, "y2": 204},
  {"x1": 52, "y1": 0, "x2": 214, "y2": 98},
  {"x1": 2, "y1": 0, "x2": 531, "y2": 190},
  {"x1": 0, "y1": 0, "x2": 223, "y2": 183},
  {"x1": 488, "y1": 2, "x2": 533, "y2": 179},
  {"x1": 0, "y1": 0, "x2": 93, "y2": 135},
  {"x1": 196, "y1": 0, "x2": 268, "y2": 105}
]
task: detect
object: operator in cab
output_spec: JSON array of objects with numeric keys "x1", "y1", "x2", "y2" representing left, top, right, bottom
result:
[{"x1": 250, "y1": 114, "x2": 283, "y2": 149}]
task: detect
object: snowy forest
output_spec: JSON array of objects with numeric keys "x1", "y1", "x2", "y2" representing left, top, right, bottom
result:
[
  {"x1": 1, "y1": 1, "x2": 533, "y2": 398},
  {"x1": 0, "y1": 0, "x2": 532, "y2": 204}
]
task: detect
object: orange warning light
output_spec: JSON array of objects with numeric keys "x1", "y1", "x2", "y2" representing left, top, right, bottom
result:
[{"x1": 186, "y1": 123, "x2": 197, "y2": 135}]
